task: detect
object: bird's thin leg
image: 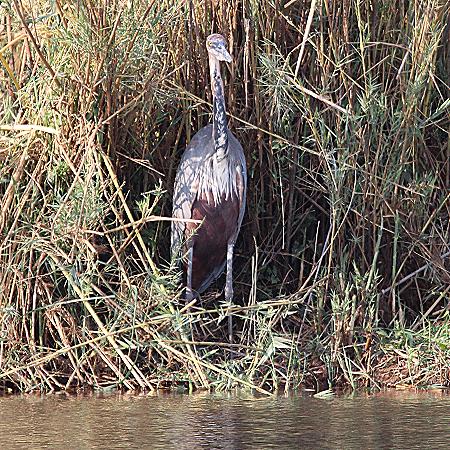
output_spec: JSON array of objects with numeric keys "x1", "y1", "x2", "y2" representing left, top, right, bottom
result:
[
  {"x1": 186, "y1": 245, "x2": 194, "y2": 301},
  {"x1": 225, "y1": 242, "x2": 234, "y2": 344}
]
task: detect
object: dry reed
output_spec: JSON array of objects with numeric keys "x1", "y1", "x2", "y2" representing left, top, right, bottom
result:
[{"x1": 0, "y1": 0, "x2": 449, "y2": 393}]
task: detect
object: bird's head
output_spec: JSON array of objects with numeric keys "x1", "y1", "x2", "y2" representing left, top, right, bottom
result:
[{"x1": 206, "y1": 34, "x2": 232, "y2": 63}]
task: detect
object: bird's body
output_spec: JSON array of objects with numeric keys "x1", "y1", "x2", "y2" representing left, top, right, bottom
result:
[{"x1": 171, "y1": 34, "x2": 247, "y2": 302}]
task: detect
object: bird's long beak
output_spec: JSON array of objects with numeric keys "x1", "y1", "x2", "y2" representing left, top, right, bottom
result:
[{"x1": 215, "y1": 45, "x2": 232, "y2": 63}]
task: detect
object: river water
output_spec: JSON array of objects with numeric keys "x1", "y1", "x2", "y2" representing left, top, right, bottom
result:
[{"x1": 0, "y1": 390, "x2": 449, "y2": 449}]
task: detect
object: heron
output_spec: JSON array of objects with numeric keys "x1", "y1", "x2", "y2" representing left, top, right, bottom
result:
[{"x1": 171, "y1": 33, "x2": 247, "y2": 310}]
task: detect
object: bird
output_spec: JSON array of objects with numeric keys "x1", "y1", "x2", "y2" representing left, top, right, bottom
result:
[{"x1": 171, "y1": 33, "x2": 247, "y2": 307}]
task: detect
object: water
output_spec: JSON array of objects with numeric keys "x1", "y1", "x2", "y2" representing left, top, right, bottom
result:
[{"x1": 0, "y1": 390, "x2": 449, "y2": 449}]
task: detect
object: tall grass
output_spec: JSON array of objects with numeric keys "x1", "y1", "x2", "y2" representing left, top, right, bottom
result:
[{"x1": 0, "y1": 0, "x2": 448, "y2": 393}]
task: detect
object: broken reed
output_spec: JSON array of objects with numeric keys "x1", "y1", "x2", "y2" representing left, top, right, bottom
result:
[{"x1": 0, "y1": 0, "x2": 449, "y2": 393}]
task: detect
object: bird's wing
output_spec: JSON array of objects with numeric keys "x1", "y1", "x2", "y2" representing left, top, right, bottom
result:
[
  {"x1": 228, "y1": 133, "x2": 247, "y2": 244},
  {"x1": 171, "y1": 126, "x2": 213, "y2": 259},
  {"x1": 235, "y1": 155, "x2": 247, "y2": 232}
]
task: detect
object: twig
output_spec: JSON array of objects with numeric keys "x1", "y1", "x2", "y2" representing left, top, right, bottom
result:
[
  {"x1": 294, "y1": 0, "x2": 317, "y2": 78},
  {"x1": 382, "y1": 249, "x2": 450, "y2": 295},
  {"x1": 12, "y1": 0, "x2": 61, "y2": 88}
]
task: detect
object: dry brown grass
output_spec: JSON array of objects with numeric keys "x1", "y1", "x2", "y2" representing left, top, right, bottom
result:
[{"x1": 0, "y1": 0, "x2": 449, "y2": 393}]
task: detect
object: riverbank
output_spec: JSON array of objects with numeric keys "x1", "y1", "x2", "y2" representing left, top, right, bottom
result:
[{"x1": 1, "y1": 1, "x2": 449, "y2": 393}]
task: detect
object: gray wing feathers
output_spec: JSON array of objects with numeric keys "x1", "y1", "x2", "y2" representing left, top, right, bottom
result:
[
  {"x1": 229, "y1": 132, "x2": 247, "y2": 244},
  {"x1": 171, "y1": 125, "x2": 213, "y2": 257}
]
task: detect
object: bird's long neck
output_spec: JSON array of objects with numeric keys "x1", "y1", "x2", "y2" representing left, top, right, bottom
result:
[{"x1": 209, "y1": 56, "x2": 228, "y2": 160}]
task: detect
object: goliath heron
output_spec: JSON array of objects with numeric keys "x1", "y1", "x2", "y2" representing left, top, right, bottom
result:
[{"x1": 171, "y1": 33, "x2": 247, "y2": 305}]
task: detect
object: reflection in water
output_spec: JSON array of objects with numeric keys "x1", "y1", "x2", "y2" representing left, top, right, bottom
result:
[{"x1": 0, "y1": 390, "x2": 449, "y2": 449}]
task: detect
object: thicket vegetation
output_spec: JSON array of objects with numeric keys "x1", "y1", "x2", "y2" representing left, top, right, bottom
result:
[{"x1": 0, "y1": 0, "x2": 448, "y2": 393}]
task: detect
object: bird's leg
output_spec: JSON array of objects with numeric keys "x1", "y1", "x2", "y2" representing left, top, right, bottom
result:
[
  {"x1": 225, "y1": 242, "x2": 234, "y2": 344},
  {"x1": 186, "y1": 245, "x2": 194, "y2": 301},
  {"x1": 225, "y1": 242, "x2": 234, "y2": 301}
]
